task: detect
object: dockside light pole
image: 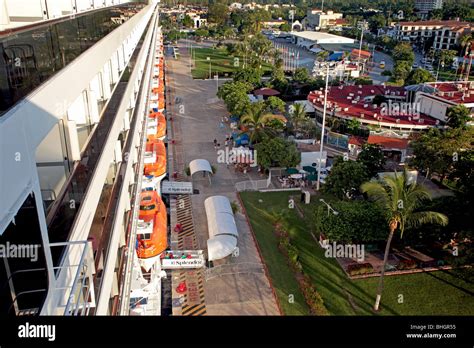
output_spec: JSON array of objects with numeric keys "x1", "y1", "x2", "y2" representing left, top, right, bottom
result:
[{"x1": 207, "y1": 56, "x2": 211, "y2": 80}]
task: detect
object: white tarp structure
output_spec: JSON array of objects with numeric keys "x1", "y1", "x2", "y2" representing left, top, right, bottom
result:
[
  {"x1": 189, "y1": 159, "x2": 213, "y2": 184},
  {"x1": 205, "y1": 196, "x2": 238, "y2": 261},
  {"x1": 189, "y1": 159, "x2": 212, "y2": 176},
  {"x1": 300, "y1": 151, "x2": 327, "y2": 168}
]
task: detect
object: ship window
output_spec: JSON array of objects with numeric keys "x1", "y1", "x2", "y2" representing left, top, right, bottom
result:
[
  {"x1": 140, "y1": 204, "x2": 156, "y2": 211},
  {"x1": 139, "y1": 233, "x2": 152, "y2": 240}
]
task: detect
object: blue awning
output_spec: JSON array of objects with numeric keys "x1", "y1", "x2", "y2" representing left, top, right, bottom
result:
[{"x1": 327, "y1": 52, "x2": 343, "y2": 61}]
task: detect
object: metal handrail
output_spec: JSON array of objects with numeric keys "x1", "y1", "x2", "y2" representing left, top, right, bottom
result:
[
  {"x1": 1, "y1": 267, "x2": 47, "y2": 290},
  {"x1": 63, "y1": 243, "x2": 89, "y2": 315},
  {"x1": 8, "y1": 289, "x2": 47, "y2": 316}
]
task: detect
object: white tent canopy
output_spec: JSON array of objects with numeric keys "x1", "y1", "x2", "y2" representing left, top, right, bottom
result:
[
  {"x1": 189, "y1": 159, "x2": 212, "y2": 176},
  {"x1": 205, "y1": 196, "x2": 238, "y2": 261}
]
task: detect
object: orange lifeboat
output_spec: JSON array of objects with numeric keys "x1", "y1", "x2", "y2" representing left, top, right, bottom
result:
[
  {"x1": 136, "y1": 192, "x2": 167, "y2": 259},
  {"x1": 152, "y1": 85, "x2": 164, "y2": 94},
  {"x1": 139, "y1": 190, "x2": 160, "y2": 222},
  {"x1": 148, "y1": 111, "x2": 166, "y2": 139},
  {"x1": 158, "y1": 97, "x2": 165, "y2": 110},
  {"x1": 143, "y1": 139, "x2": 166, "y2": 177}
]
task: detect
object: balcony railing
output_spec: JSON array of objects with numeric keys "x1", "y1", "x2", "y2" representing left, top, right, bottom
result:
[
  {"x1": 46, "y1": 14, "x2": 152, "y2": 268},
  {"x1": 0, "y1": 2, "x2": 146, "y2": 115}
]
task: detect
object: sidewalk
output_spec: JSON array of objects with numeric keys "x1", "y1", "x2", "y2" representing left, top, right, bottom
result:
[{"x1": 166, "y1": 41, "x2": 280, "y2": 315}]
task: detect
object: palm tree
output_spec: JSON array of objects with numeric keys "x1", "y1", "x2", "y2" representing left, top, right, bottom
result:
[
  {"x1": 360, "y1": 170, "x2": 448, "y2": 311},
  {"x1": 289, "y1": 103, "x2": 308, "y2": 133},
  {"x1": 316, "y1": 50, "x2": 329, "y2": 62},
  {"x1": 459, "y1": 33, "x2": 473, "y2": 55},
  {"x1": 458, "y1": 34, "x2": 473, "y2": 78},
  {"x1": 240, "y1": 102, "x2": 280, "y2": 143}
]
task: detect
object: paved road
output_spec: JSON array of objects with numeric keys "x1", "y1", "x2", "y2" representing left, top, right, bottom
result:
[{"x1": 166, "y1": 39, "x2": 281, "y2": 315}]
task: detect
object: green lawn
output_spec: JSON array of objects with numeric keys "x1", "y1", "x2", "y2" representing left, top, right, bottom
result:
[
  {"x1": 190, "y1": 47, "x2": 272, "y2": 79},
  {"x1": 240, "y1": 191, "x2": 474, "y2": 316}
]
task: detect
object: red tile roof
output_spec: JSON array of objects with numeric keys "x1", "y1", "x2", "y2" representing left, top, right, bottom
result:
[
  {"x1": 349, "y1": 136, "x2": 366, "y2": 146},
  {"x1": 397, "y1": 20, "x2": 472, "y2": 27},
  {"x1": 334, "y1": 18, "x2": 348, "y2": 25},
  {"x1": 367, "y1": 135, "x2": 409, "y2": 150},
  {"x1": 351, "y1": 49, "x2": 371, "y2": 59},
  {"x1": 307, "y1": 84, "x2": 438, "y2": 127},
  {"x1": 253, "y1": 87, "x2": 280, "y2": 96},
  {"x1": 422, "y1": 81, "x2": 474, "y2": 104}
]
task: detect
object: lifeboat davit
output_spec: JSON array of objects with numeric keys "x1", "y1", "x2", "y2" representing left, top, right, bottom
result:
[
  {"x1": 136, "y1": 191, "x2": 167, "y2": 261},
  {"x1": 143, "y1": 139, "x2": 166, "y2": 177}
]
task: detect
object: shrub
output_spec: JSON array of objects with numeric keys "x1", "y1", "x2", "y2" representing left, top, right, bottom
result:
[
  {"x1": 287, "y1": 244, "x2": 299, "y2": 263},
  {"x1": 185, "y1": 166, "x2": 191, "y2": 176},
  {"x1": 346, "y1": 262, "x2": 374, "y2": 276},
  {"x1": 230, "y1": 201, "x2": 240, "y2": 214},
  {"x1": 299, "y1": 275, "x2": 330, "y2": 315},
  {"x1": 275, "y1": 228, "x2": 330, "y2": 315},
  {"x1": 398, "y1": 259, "x2": 418, "y2": 270}
]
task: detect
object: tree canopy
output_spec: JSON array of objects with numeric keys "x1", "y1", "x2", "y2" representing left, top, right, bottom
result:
[
  {"x1": 323, "y1": 157, "x2": 369, "y2": 199},
  {"x1": 217, "y1": 81, "x2": 252, "y2": 117},
  {"x1": 357, "y1": 143, "x2": 386, "y2": 178},
  {"x1": 405, "y1": 68, "x2": 435, "y2": 85},
  {"x1": 446, "y1": 105, "x2": 471, "y2": 129},
  {"x1": 314, "y1": 201, "x2": 388, "y2": 243},
  {"x1": 208, "y1": 3, "x2": 229, "y2": 27},
  {"x1": 254, "y1": 137, "x2": 300, "y2": 169},
  {"x1": 410, "y1": 127, "x2": 474, "y2": 181}
]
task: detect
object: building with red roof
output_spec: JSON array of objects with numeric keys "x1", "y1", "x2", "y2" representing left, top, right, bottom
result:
[
  {"x1": 350, "y1": 49, "x2": 371, "y2": 62},
  {"x1": 367, "y1": 135, "x2": 409, "y2": 163},
  {"x1": 348, "y1": 136, "x2": 366, "y2": 156},
  {"x1": 307, "y1": 84, "x2": 438, "y2": 133},
  {"x1": 414, "y1": 81, "x2": 474, "y2": 123}
]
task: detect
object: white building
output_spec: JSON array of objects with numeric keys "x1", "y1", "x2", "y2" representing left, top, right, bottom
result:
[
  {"x1": 229, "y1": 2, "x2": 243, "y2": 10},
  {"x1": 0, "y1": 0, "x2": 165, "y2": 316},
  {"x1": 394, "y1": 20, "x2": 474, "y2": 50},
  {"x1": 306, "y1": 9, "x2": 343, "y2": 29},
  {"x1": 415, "y1": 0, "x2": 443, "y2": 18},
  {"x1": 291, "y1": 31, "x2": 355, "y2": 47}
]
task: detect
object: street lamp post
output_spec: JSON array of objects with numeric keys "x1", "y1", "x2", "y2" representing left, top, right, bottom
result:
[
  {"x1": 319, "y1": 199, "x2": 338, "y2": 216},
  {"x1": 316, "y1": 63, "x2": 331, "y2": 191},
  {"x1": 207, "y1": 56, "x2": 211, "y2": 79},
  {"x1": 189, "y1": 43, "x2": 193, "y2": 68},
  {"x1": 358, "y1": 21, "x2": 366, "y2": 73}
]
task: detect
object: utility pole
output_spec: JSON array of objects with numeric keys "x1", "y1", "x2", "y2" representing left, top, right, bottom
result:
[{"x1": 317, "y1": 63, "x2": 330, "y2": 191}]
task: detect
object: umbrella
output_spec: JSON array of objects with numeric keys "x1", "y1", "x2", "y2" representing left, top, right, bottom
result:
[
  {"x1": 307, "y1": 174, "x2": 318, "y2": 181},
  {"x1": 303, "y1": 166, "x2": 317, "y2": 173},
  {"x1": 286, "y1": 168, "x2": 299, "y2": 175}
]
